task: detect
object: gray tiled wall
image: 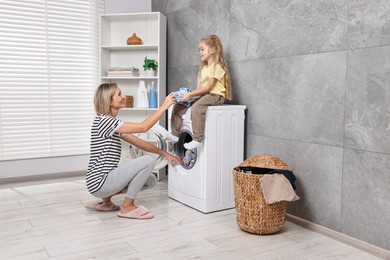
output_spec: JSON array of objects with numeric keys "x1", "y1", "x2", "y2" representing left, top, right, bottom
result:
[{"x1": 153, "y1": 0, "x2": 390, "y2": 251}]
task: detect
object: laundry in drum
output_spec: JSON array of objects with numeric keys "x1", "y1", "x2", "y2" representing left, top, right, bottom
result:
[
  {"x1": 182, "y1": 149, "x2": 196, "y2": 168},
  {"x1": 175, "y1": 87, "x2": 194, "y2": 107}
]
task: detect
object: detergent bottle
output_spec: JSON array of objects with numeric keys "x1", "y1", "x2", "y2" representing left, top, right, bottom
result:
[
  {"x1": 136, "y1": 80, "x2": 149, "y2": 108},
  {"x1": 149, "y1": 81, "x2": 157, "y2": 108}
]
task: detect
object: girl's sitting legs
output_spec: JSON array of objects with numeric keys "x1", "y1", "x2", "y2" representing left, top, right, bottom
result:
[{"x1": 184, "y1": 94, "x2": 224, "y2": 149}]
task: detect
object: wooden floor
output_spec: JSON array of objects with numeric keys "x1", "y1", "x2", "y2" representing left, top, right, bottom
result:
[{"x1": 0, "y1": 176, "x2": 383, "y2": 260}]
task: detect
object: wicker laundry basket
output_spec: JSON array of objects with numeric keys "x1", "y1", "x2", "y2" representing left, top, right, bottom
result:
[{"x1": 233, "y1": 154, "x2": 292, "y2": 235}]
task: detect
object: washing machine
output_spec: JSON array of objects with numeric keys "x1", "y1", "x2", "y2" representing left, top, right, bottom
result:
[
  {"x1": 167, "y1": 105, "x2": 246, "y2": 213},
  {"x1": 121, "y1": 105, "x2": 246, "y2": 213}
]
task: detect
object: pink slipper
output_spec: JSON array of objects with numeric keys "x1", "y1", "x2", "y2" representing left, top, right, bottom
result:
[
  {"x1": 117, "y1": 206, "x2": 154, "y2": 219},
  {"x1": 84, "y1": 201, "x2": 119, "y2": 212}
]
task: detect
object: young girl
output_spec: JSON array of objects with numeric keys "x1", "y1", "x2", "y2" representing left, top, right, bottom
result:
[
  {"x1": 168, "y1": 35, "x2": 232, "y2": 149},
  {"x1": 85, "y1": 83, "x2": 182, "y2": 219}
]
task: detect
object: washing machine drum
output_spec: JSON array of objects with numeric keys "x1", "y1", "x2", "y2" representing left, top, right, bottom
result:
[
  {"x1": 129, "y1": 125, "x2": 197, "y2": 170},
  {"x1": 174, "y1": 130, "x2": 197, "y2": 170}
]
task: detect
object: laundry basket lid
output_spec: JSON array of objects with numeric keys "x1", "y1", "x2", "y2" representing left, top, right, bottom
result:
[{"x1": 239, "y1": 154, "x2": 292, "y2": 171}]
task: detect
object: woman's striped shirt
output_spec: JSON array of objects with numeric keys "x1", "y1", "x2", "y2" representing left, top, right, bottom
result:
[{"x1": 86, "y1": 114, "x2": 124, "y2": 194}]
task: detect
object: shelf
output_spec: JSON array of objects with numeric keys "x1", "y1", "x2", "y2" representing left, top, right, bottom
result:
[
  {"x1": 101, "y1": 12, "x2": 159, "y2": 21},
  {"x1": 121, "y1": 108, "x2": 158, "y2": 111},
  {"x1": 102, "y1": 76, "x2": 158, "y2": 80},
  {"x1": 101, "y1": 12, "x2": 167, "y2": 180},
  {"x1": 101, "y1": 45, "x2": 158, "y2": 51},
  {"x1": 100, "y1": 11, "x2": 166, "y2": 129}
]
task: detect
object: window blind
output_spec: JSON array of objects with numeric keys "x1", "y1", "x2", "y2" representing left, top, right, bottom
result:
[{"x1": 0, "y1": 0, "x2": 102, "y2": 161}]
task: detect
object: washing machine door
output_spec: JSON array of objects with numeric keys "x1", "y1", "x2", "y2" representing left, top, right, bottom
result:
[{"x1": 129, "y1": 125, "x2": 171, "y2": 171}]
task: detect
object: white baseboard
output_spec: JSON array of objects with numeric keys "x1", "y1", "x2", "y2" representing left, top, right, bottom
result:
[
  {"x1": 0, "y1": 170, "x2": 85, "y2": 185},
  {"x1": 0, "y1": 155, "x2": 89, "y2": 178},
  {"x1": 286, "y1": 214, "x2": 390, "y2": 259}
]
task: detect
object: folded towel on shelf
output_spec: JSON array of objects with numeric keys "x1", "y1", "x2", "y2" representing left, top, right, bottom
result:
[
  {"x1": 107, "y1": 67, "x2": 140, "y2": 77},
  {"x1": 109, "y1": 66, "x2": 139, "y2": 71}
]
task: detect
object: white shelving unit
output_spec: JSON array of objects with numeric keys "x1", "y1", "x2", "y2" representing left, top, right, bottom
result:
[
  {"x1": 100, "y1": 12, "x2": 166, "y2": 123},
  {"x1": 100, "y1": 12, "x2": 167, "y2": 180}
]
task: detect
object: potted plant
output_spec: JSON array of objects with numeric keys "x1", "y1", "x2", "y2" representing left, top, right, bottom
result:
[{"x1": 143, "y1": 57, "x2": 158, "y2": 76}]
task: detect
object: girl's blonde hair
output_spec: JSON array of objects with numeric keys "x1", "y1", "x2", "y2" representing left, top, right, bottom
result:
[
  {"x1": 93, "y1": 83, "x2": 118, "y2": 115},
  {"x1": 199, "y1": 35, "x2": 232, "y2": 100}
]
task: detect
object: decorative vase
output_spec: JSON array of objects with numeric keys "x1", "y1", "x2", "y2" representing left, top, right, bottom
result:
[{"x1": 127, "y1": 33, "x2": 142, "y2": 45}]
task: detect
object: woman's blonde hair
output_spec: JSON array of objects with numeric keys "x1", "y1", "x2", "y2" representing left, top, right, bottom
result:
[
  {"x1": 199, "y1": 35, "x2": 232, "y2": 100},
  {"x1": 93, "y1": 83, "x2": 118, "y2": 115}
]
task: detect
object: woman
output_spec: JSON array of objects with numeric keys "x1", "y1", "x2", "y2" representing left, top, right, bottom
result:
[{"x1": 85, "y1": 83, "x2": 182, "y2": 219}]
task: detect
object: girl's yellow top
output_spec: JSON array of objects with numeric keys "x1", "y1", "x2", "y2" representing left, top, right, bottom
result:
[{"x1": 199, "y1": 63, "x2": 226, "y2": 97}]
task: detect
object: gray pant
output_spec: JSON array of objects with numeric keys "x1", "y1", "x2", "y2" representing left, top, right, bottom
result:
[
  {"x1": 93, "y1": 155, "x2": 155, "y2": 199},
  {"x1": 171, "y1": 94, "x2": 225, "y2": 142}
]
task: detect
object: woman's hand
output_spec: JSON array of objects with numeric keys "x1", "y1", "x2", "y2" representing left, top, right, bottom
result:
[
  {"x1": 117, "y1": 93, "x2": 177, "y2": 135},
  {"x1": 161, "y1": 92, "x2": 177, "y2": 109},
  {"x1": 165, "y1": 153, "x2": 183, "y2": 166},
  {"x1": 122, "y1": 135, "x2": 182, "y2": 166}
]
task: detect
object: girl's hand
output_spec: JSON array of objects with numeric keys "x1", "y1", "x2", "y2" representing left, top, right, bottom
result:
[
  {"x1": 161, "y1": 92, "x2": 177, "y2": 109},
  {"x1": 165, "y1": 153, "x2": 183, "y2": 166},
  {"x1": 181, "y1": 93, "x2": 192, "y2": 102}
]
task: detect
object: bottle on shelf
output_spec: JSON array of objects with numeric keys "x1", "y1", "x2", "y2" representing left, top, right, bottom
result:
[
  {"x1": 136, "y1": 80, "x2": 149, "y2": 108},
  {"x1": 149, "y1": 81, "x2": 157, "y2": 108}
]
